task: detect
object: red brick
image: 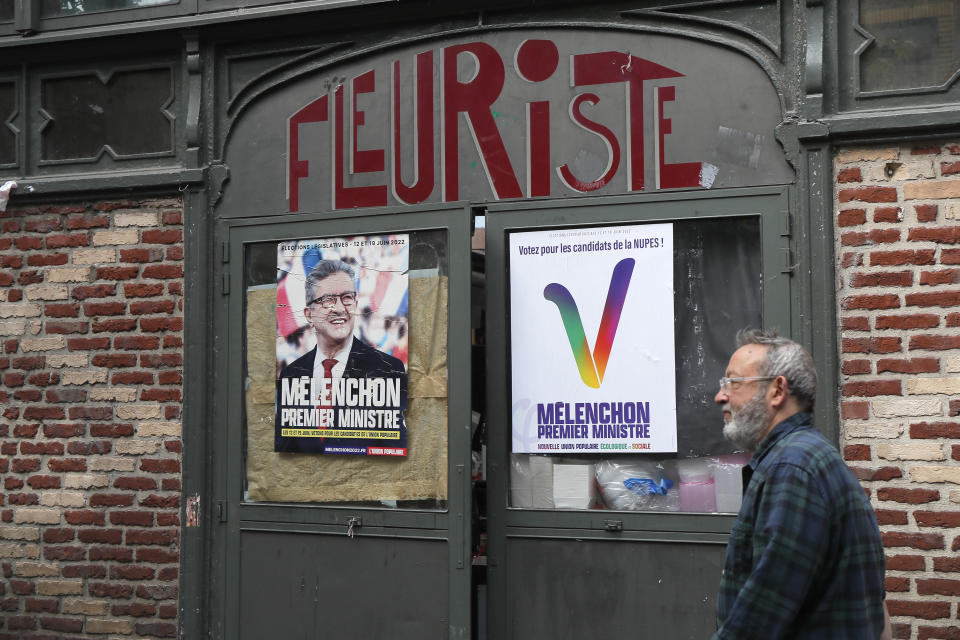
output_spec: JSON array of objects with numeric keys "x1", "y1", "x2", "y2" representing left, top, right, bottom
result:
[
  {"x1": 90, "y1": 423, "x2": 134, "y2": 438},
  {"x1": 47, "y1": 459, "x2": 86, "y2": 473},
  {"x1": 947, "y1": 313, "x2": 960, "y2": 327},
  {"x1": 112, "y1": 602, "x2": 157, "y2": 617},
  {"x1": 125, "y1": 529, "x2": 178, "y2": 545},
  {"x1": 140, "y1": 353, "x2": 182, "y2": 368},
  {"x1": 873, "y1": 206, "x2": 902, "y2": 223},
  {"x1": 71, "y1": 284, "x2": 116, "y2": 300},
  {"x1": 38, "y1": 615, "x2": 84, "y2": 633},
  {"x1": 114, "y1": 336, "x2": 160, "y2": 350},
  {"x1": 911, "y1": 422, "x2": 960, "y2": 438},
  {"x1": 875, "y1": 314, "x2": 940, "y2": 330},
  {"x1": 89, "y1": 547, "x2": 133, "y2": 562},
  {"x1": 139, "y1": 317, "x2": 183, "y2": 332},
  {"x1": 842, "y1": 294, "x2": 899, "y2": 310},
  {"x1": 167, "y1": 246, "x2": 184, "y2": 260},
  {"x1": 951, "y1": 400, "x2": 960, "y2": 416},
  {"x1": 842, "y1": 380, "x2": 901, "y2": 397},
  {"x1": 65, "y1": 214, "x2": 109, "y2": 229},
  {"x1": 142, "y1": 229, "x2": 182, "y2": 244},
  {"x1": 850, "y1": 271, "x2": 912, "y2": 287},
  {"x1": 13, "y1": 356, "x2": 45, "y2": 370},
  {"x1": 917, "y1": 625, "x2": 960, "y2": 640},
  {"x1": 883, "y1": 531, "x2": 944, "y2": 550},
  {"x1": 27, "y1": 371, "x2": 59, "y2": 386},
  {"x1": 7, "y1": 493, "x2": 38, "y2": 505},
  {"x1": 62, "y1": 565, "x2": 109, "y2": 580},
  {"x1": 19, "y1": 442, "x2": 63, "y2": 455},
  {"x1": 851, "y1": 466, "x2": 902, "y2": 482},
  {"x1": 123, "y1": 283, "x2": 164, "y2": 297},
  {"x1": 110, "y1": 371, "x2": 155, "y2": 385},
  {"x1": 64, "y1": 510, "x2": 105, "y2": 526},
  {"x1": 110, "y1": 511, "x2": 154, "y2": 527},
  {"x1": 45, "y1": 320, "x2": 88, "y2": 334},
  {"x1": 22, "y1": 406, "x2": 65, "y2": 420},
  {"x1": 114, "y1": 477, "x2": 157, "y2": 491},
  {"x1": 915, "y1": 511, "x2": 960, "y2": 528},
  {"x1": 83, "y1": 301, "x2": 126, "y2": 316},
  {"x1": 878, "y1": 488, "x2": 939, "y2": 504},
  {"x1": 920, "y1": 269, "x2": 960, "y2": 285},
  {"x1": 0, "y1": 254, "x2": 22, "y2": 268},
  {"x1": 841, "y1": 316, "x2": 870, "y2": 331},
  {"x1": 129, "y1": 300, "x2": 175, "y2": 314},
  {"x1": 909, "y1": 226, "x2": 960, "y2": 244},
  {"x1": 917, "y1": 578, "x2": 960, "y2": 596},
  {"x1": 68, "y1": 407, "x2": 111, "y2": 420},
  {"x1": 158, "y1": 371, "x2": 182, "y2": 385},
  {"x1": 839, "y1": 186, "x2": 898, "y2": 203},
  {"x1": 67, "y1": 441, "x2": 111, "y2": 455},
  {"x1": 92, "y1": 201, "x2": 137, "y2": 212},
  {"x1": 954, "y1": 444, "x2": 960, "y2": 461},
  {"x1": 933, "y1": 556, "x2": 960, "y2": 572},
  {"x1": 136, "y1": 621, "x2": 177, "y2": 637},
  {"x1": 877, "y1": 357, "x2": 939, "y2": 374},
  {"x1": 16, "y1": 270, "x2": 41, "y2": 285},
  {"x1": 885, "y1": 576, "x2": 909, "y2": 591},
  {"x1": 837, "y1": 168, "x2": 862, "y2": 183},
  {"x1": 136, "y1": 584, "x2": 177, "y2": 599},
  {"x1": 43, "y1": 546, "x2": 84, "y2": 561},
  {"x1": 140, "y1": 494, "x2": 180, "y2": 509},
  {"x1": 136, "y1": 548, "x2": 178, "y2": 564},
  {"x1": 870, "y1": 249, "x2": 935, "y2": 266},
  {"x1": 886, "y1": 554, "x2": 925, "y2": 571},
  {"x1": 66, "y1": 337, "x2": 110, "y2": 351},
  {"x1": 158, "y1": 512, "x2": 180, "y2": 526},
  {"x1": 6, "y1": 614, "x2": 37, "y2": 630},
  {"x1": 91, "y1": 318, "x2": 138, "y2": 334},
  {"x1": 141, "y1": 389, "x2": 181, "y2": 402},
  {"x1": 45, "y1": 233, "x2": 90, "y2": 249},
  {"x1": 161, "y1": 478, "x2": 180, "y2": 491},
  {"x1": 905, "y1": 290, "x2": 960, "y2": 307},
  {"x1": 140, "y1": 459, "x2": 180, "y2": 473},
  {"x1": 120, "y1": 248, "x2": 164, "y2": 263},
  {"x1": 910, "y1": 335, "x2": 960, "y2": 350},
  {"x1": 915, "y1": 204, "x2": 938, "y2": 222},
  {"x1": 842, "y1": 252, "x2": 864, "y2": 267},
  {"x1": 90, "y1": 494, "x2": 133, "y2": 507},
  {"x1": 25, "y1": 598, "x2": 58, "y2": 613},
  {"x1": 875, "y1": 509, "x2": 908, "y2": 525},
  {"x1": 41, "y1": 528, "x2": 78, "y2": 543},
  {"x1": 88, "y1": 583, "x2": 134, "y2": 599},
  {"x1": 91, "y1": 354, "x2": 137, "y2": 368},
  {"x1": 142, "y1": 264, "x2": 183, "y2": 279},
  {"x1": 42, "y1": 423, "x2": 84, "y2": 438},
  {"x1": 95, "y1": 266, "x2": 138, "y2": 281},
  {"x1": 842, "y1": 359, "x2": 872, "y2": 376},
  {"x1": 77, "y1": 528, "x2": 123, "y2": 544},
  {"x1": 15, "y1": 236, "x2": 43, "y2": 250},
  {"x1": 844, "y1": 444, "x2": 870, "y2": 460}
]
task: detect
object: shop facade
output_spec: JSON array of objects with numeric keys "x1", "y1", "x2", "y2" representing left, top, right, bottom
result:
[{"x1": 0, "y1": 1, "x2": 958, "y2": 638}]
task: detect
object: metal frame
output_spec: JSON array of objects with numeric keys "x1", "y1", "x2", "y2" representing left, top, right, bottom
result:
[
  {"x1": 483, "y1": 185, "x2": 796, "y2": 637},
  {"x1": 209, "y1": 202, "x2": 474, "y2": 639}
]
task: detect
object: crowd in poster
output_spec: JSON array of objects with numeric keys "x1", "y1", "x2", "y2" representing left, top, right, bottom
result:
[
  {"x1": 275, "y1": 234, "x2": 409, "y2": 456},
  {"x1": 509, "y1": 223, "x2": 677, "y2": 453}
]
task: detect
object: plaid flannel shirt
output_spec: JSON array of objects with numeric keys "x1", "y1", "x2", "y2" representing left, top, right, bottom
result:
[{"x1": 713, "y1": 412, "x2": 886, "y2": 640}]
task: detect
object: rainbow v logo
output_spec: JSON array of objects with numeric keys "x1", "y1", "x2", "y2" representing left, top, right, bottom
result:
[{"x1": 544, "y1": 258, "x2": 635, "y2": 388}]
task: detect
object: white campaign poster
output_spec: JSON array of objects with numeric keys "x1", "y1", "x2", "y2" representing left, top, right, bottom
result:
[{"x1": 510, "y1": 223, "x2": 677, "y2": 453}]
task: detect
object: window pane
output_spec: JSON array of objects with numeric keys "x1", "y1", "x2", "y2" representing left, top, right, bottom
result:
[
  {"x1": 243, "y1": 229, "x2": 449, "y2": 509},
  {"x1": 508, "y1": 217, "x2": 761, "y2": 514},
  {"x1": 859, "y1": 0, "x2": 960, "y2": 92},
  {"x1": 0, "y1": 1, "x2": 13, "y2": 21},
  {"x1": 41, "y1": 0, "x2": 177, "y2": 16},
  {"x1": 0, "y1": 82, "x2": 14, "y2": 165}
]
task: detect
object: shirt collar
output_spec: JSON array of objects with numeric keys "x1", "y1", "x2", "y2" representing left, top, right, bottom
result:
[{"x1": 748, "y1": 411, "x2": 813, "y2": 470}]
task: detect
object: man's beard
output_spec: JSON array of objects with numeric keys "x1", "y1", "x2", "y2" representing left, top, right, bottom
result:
[{"x1": 722, "y1": 386, "x2": 771, "y2": 451}]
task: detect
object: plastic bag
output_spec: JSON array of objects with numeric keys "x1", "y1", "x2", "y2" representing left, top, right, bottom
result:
[{"x1": 595, "y1": 460, "x2": 678, "y2": 511}]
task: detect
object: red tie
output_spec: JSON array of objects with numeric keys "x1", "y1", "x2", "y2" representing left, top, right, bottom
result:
[{"x1": 318, "y1": 359, "x2": 337, "y2": 435}]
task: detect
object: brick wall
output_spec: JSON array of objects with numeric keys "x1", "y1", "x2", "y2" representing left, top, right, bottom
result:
[
  {"x1": 0, "y1": 197, "x2": 183, "y2": 638},
  {"x1": 836, "y1": 142, "x2": 960, "y2": 640}
]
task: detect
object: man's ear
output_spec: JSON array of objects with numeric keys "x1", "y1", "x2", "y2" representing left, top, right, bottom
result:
[{"x1": 769, "y1": 375, "x2": 789, "y2": 409}]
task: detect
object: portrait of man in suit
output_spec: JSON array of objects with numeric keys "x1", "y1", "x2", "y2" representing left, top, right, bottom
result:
[{"x1": 275, "y1": 256, "x2": 408, "y2": 455}]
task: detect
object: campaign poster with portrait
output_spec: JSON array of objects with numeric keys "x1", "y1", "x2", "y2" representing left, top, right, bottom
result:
[
  {"x1": 275, "y1": 234, "x2": 409, "y2": 456},
  {"x1": 509, "y1": 223, "x2": 677, "y2": 454}
]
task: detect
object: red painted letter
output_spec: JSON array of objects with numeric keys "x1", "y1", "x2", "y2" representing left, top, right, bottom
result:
[
  {"x1": 443, "y1": 42, "x2": 522, "y2": 201},
  {"x1": 334, "y1": 86, "x2": 388, "y2": 209},
  {"x1": 352, "y1": 70, "x2": 385, "y2": 174},
  {"x1": 656, "y1": 86, "x2": 703, "y2": 189},
  {"x1": 557, "y1": 93, "x2": 620, "y2": 192},
  {"x1": 288, "y1": 95, "x2": 329, "y2": 212},
  {"x1": 392, "y1": 52, "x2": 435, "y2": 204}
]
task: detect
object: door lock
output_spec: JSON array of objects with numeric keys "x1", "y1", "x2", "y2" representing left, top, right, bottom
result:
[{"x1": 346, "y1": 516, "x2": 362, "y2": 538}]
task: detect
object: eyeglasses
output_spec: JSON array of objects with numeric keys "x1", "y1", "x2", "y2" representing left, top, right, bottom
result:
[
  {"x1": 307, "y1": 292, "x2": 357, "y2": 309},
  {"x1": 718, "y1": 376, "x2": 776, "y2": 392}
]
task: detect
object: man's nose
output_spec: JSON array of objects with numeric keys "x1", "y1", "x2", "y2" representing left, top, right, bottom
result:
[{"x1": 714, "y1": 387, "x2": 728, "y2": 405}]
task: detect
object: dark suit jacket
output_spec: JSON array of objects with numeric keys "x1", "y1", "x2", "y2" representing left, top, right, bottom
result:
[{"x1": 276, "y1": 337, "x2": 407, "y2": 453}]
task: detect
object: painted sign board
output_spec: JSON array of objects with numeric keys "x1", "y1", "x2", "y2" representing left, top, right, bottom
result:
[
  {"x1": 509, "y1": 223, "x2": 677, "y2": 454},
  {"x1": 221, "y1": 30, "x2": 793, "y2": 216}
]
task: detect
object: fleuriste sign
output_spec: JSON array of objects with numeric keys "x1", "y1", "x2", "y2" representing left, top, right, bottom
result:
[{"x1": 222, "y1": 30, "x2": 792, "y2": 215}]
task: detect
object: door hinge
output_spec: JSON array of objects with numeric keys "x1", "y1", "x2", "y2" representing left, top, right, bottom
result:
[
  {"x1": 221, "y1": 241, "x2": 230, "y2": 263},
  {"x1": 222, "y1": 272, "x2": 230, "y2": 295},
  {"x1": 782, "y1": 248, "x2": 796, "y2": 275},
  {"x1": 217, "y1": 501, "x2": 227, "y2": 523},
  {"x1": 781, "y1": 211, "x2": 792, "y2": 238}
]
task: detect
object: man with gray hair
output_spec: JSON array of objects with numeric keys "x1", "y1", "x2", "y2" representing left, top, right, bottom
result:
[{"x1": 712, "y1": 329, "x2": 888, "y2": 639}]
